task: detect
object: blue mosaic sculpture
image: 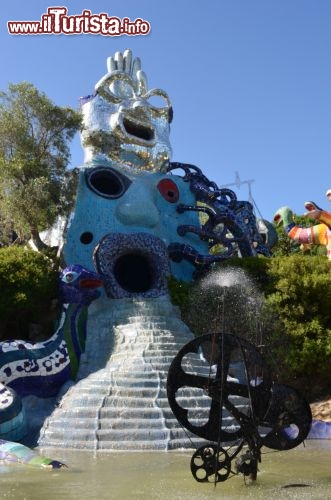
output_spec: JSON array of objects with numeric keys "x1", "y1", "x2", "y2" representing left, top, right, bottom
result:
[
  {"x1": 64, "y1": 49, "x2": 274, "y2": 293},
  {"x1": 0, "y1": 50, "x2": 278, "y2": 459},
  {"x1": 0, "y1": 265, "x2": 103, "y2": 451}
]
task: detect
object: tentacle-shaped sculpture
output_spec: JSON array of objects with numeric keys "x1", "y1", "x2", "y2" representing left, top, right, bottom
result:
[{"x1": 167, "y1": 162, "x2": 275, "y2": 270}]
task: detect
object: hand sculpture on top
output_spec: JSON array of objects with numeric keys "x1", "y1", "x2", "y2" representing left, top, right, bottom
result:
[
  {"x1": 96, "y1": 49, "x2": 149, "y2": 101},
  {"x1": 80, "y1": 48, "x2": 173, "y2": 173}
]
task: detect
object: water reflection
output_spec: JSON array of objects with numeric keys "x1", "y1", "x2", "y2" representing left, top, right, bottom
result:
[{"x1": 0, "y1": 441, "x2": 330, "y2": 499}]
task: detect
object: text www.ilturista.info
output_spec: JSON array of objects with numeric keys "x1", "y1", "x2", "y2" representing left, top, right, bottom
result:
[{"x1": 7, "y1": 7, "x2": 150, "y2": 36}]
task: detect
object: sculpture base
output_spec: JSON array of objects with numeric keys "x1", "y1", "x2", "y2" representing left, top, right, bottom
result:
[{"x1": 39, "y1": 296, "x2": 212, "y2": 450}]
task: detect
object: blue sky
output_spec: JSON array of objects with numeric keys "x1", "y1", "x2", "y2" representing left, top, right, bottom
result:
[{"x1": 1, "y1": 1, "x2": 330, "y2": 221}]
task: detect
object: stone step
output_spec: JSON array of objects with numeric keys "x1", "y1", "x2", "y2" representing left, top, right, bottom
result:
[
  {"x1": 41, "y1": 428, "x2": 97, "y2": 442},
  {"x1": 72, "y1": 379, "x2": 112, "y2": 388},
  {"x1": 96, "y1": 439, "x2": 169, "y2": 451},
  {"x1": 155, "y1": 396, "x2": 213, "y2": 409},
  {"x1": 57, "y1": 395, "x2": 106, "y2": 407},
  {"x1": 100, "y1": 398, "x2": 158, "y2": 409},
  {"x1": 98, "y1": 406, "x2": 199, "y2": 421},
  {"x1": 112, "y1": 327, "x2": 190, "y2": 339},
  {"x1": 103, "y1": 386, "x2": 166, "y2": 399},
  {"x1": 108, "y1": 353, "x2": 178, "y2": 364},
  {"x1": 97, "y1": 428, "x2": 170, "y2": 441},
  {"x1": 103, "y1": 366, "x2": 159, "y2": 376},
  {"x1": 40, "y1": 439, "x2": 97, "y2": 450},
  {"x1": 167, "y1": 437, "x2": 232, "y2": 450},
  {"x1": 144, "y1": 351, "x2": 183, "y2": 359},
  {"x1": 98, "y1": 418, "x2": 164, "y2": 430},
  {"x1": 99, "y1": 407, "x2": 163, "y2": 419},
  {"x1": 115, "y1": 320, "x2": 169, "y2": 329},
  {"x1": 45, "y1": 417, "x2": 98, "y2": 430},
  {"x1": 97, "y1": 417, "x2": 210, "y2": 431},
  {"x1": 108, "y1": 364, "x2": 171, "y2": 373},
  {"x1": 108, "y1": 356, "x2": 174, "y2": 365},
  {"x1": 45, "y1": 407, "x2": 98, "y2": 419},
  {"x1": 108, "y1": 337, "x2": 182, "y2": 355},
  {"x1": 110, "y1": 379, "x2": 160, "y2": 388},
  {"x1": 111, "y1": 373, "x2": 160, "y2": 382},
  {"x1": 103, "y1": 388, "x2": 161, "y2": 398},
  {"x1": 62, "y1": 386, "x2": 110, "y2": 397}
]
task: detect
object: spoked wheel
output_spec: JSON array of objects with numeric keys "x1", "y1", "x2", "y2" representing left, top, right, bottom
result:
[
  {"x1": 167, "y1": 333, "x2": 272, "y2": 442},
  {"x1": 190, "y1": 445, "x2": 231, "y2": 483}
]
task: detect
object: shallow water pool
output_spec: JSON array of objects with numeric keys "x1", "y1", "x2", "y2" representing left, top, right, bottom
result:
[{"x1": 1, "y1": 441, "x2": 330, "y2": 500}]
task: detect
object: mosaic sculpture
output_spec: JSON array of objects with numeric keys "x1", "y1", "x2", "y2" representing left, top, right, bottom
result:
[
  {"x1": 0, "y1": 439, "x2": 66, "y2": 468},
  {"x1": 64, "y1": 49, "x2": 274, "y2": 288},
  {"x1": 0, "y1": 265, "x2": 103, "y2": 460},
  {"x1": 274, "y1": 190, "x2": 331, "y2": 259},
  {"x1": 0, "y1": 382, "x2": 26, "y2": 442},
  {"x1": 2, "y1": 50, "x2": 311, "y2": 484}
]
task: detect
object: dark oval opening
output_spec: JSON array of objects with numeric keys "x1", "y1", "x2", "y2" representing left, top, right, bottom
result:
[
  {"x1": 113, "y1": 253, "x2": 154, "y2": 293},
  {"x1": 80, "y1": 232, "x2": 94, "y2": 244},
  {"x1": 86, "y1": 168, "x2": 130, "y2": 198}
]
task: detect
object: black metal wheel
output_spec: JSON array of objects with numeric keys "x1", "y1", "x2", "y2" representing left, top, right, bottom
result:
[
  {"x1": 190, "y1": 445, "x2": 231, "y2": 483},
  {"x1": 167, "y1": 333, "x2": 272, "y2": 442}
]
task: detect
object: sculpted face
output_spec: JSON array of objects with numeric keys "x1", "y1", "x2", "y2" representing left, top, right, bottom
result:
[
  {"x1": 63, "y1": 165, "x2": 209, "y2": 298},
  {"x1": 80, "y1": 50, "x2": 172, "y2": 172}
]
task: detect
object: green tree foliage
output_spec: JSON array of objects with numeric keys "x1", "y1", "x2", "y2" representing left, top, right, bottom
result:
[
  {"x1": 264, "y1": 255, "x2": 331, "y2": 396},
  {"x1": 0, "y1": 247, "x2": 59, "y2": 341},
  {"x1": 167, "y1": 275, "x2": 192, "y2": 316},
  {"x1": 0, "y1": 82, "x2": 81, "y2": 248}
]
